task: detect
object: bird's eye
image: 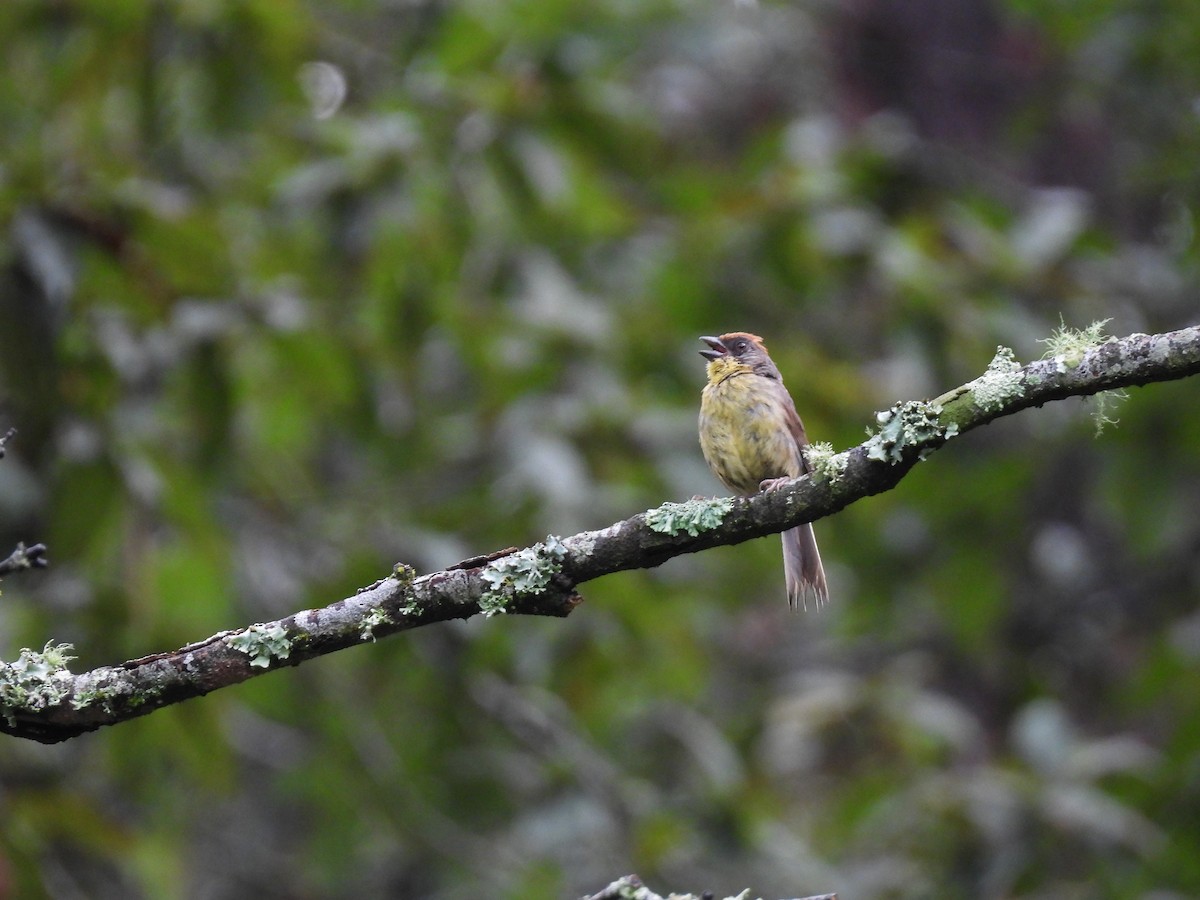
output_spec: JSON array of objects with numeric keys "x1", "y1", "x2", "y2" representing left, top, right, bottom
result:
[{"x1": 735, "y1": 341, "x2": 747, "y2": 352}]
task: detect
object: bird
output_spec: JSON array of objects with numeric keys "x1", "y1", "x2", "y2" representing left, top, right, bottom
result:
[{"x1": 697, "y1": 332, "x2": 829, "y2": 608}]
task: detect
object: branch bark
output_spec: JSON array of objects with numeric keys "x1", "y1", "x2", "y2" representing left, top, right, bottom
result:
[
  {"x1": 3, "y1": 325, "x2": 1199, "y2": 743},
  {"x1": 581, "y1": 873, "x2": 837, "y2": 900},
  {"x1": 0, "y1": 430, "x2": 49, "y2": 580},
  {"x1": 0, "y1": 542, "x2": 48, "y2": 577}
]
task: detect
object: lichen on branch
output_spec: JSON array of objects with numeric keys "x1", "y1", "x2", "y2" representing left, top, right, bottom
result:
[{"x1": 478, "y1": 536, "x2": 569, "y2": 617}]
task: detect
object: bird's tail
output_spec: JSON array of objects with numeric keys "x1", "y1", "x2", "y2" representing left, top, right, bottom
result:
[{"x1": 782, "y1": 524, "x2": 829, "y2": 610}]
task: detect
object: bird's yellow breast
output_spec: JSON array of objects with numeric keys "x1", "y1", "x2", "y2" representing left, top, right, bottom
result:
[{"x1": 698, "y1": 371, "x2": 803, "y2": 495}]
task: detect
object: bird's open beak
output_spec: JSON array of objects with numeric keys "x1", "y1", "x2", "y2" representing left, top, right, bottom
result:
[{"x1": 699, "y1": 335, "x2": 727, "y2": 361}]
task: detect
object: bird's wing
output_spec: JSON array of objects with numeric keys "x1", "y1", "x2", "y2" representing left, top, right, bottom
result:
[{"x1": 780, "y1": 389, "x2": 811, "y2": 476}]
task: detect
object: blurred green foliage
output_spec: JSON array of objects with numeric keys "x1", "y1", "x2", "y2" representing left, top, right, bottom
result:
[{"x1": 1, "y1": 0, "x2": 1199, "y2": 897}]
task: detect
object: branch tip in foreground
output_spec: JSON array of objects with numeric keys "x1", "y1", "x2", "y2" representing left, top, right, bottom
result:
[
  {"x1": 0, "y1": 542, "x2": 48, "y2": 577},
  {"x1": 580, "y1": 874, "x2": 838, "y2": 900}
]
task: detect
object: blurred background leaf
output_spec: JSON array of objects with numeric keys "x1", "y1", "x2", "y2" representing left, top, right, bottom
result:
[{"x1": 0, "y1": 0, "x2": 1199, "y2": 897}]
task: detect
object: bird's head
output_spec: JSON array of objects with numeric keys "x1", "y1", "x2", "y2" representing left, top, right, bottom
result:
[{"x1": 699, "y1": 332, "x2": 777, "y2": 383}]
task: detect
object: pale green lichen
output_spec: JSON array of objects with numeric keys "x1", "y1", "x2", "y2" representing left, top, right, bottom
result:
[
  {"x1": 1039, "y1": 317, "x2": 1112, "y2": 370},
  {"x1": 644, "y1": 497, "x2": 734, "y2": 537},
  {"x1": 0, "y1": 642, "x2": 77, "y2": 722},
  {"x1": 571, "y1": 533, "x2": 597, "y2": 557},
  {"x1": 391, "y1": 562, "x2": 416, "y2": 586},
  {"x1": 360, "y1": 608, "x2": 393, "y2": 642},
  {"x1": 478, "y1": 536, "x2": 568, "y2": 617},
  {"x1": 970, "y1": 345, "x2": 1025, "y2": 410},
  {"x1": 391, "y1": 562, "x2": 421, "y2": 616},
  {"x1": 69, "y1": 685, "x2": 106, "y2": 711},
  {"x1": 805, "y1": 441, "x2": 848, "y2": 480},
  {"x1": 866, "y1": 400, "x2": 957, "y2": 464},
  {"x1": 1090, "y1": 387, "x2": 1129, "y2": 436},
  {"x1": 1039, "y1": 318, "x2": 1126, "y2": 433},
  {"x1": 70, "y1": 673, "x2": 163, "y2": 714},
  {"x1": 225, "y1": 623, "x2": 293, "y2": 668}
]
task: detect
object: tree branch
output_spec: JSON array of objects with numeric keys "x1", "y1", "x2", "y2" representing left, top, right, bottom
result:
[
  {"x1": 0, "y1": 429, "x2": 49, "y2": 581},
  {"x1": 3, "y1": 325, "x2": 1198, "y2": 743},
  {"x1": 581, "y1": 873, "x2": 837, "y2": 900},
  {"x1": 0, "y1": 542, "x2": 48, "y2": 577}
]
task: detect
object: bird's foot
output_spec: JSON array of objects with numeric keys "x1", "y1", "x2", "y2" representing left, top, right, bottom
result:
[{"x1": 759, "y1": 477, "x2": 791, "y2": 492}]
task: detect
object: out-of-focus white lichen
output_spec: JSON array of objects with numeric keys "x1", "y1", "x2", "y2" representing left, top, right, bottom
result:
[{"x1": 584, "y1": 874, "x2": 768, "y2": 900}]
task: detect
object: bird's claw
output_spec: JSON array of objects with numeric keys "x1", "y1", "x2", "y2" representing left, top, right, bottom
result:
[{"x1": 759, "y1": 477, "x2": 790, "y2": 492}]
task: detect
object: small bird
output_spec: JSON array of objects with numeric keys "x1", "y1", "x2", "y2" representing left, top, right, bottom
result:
[{"x1": 698, "y1": 332, "x2": 829, "y2": 608}]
